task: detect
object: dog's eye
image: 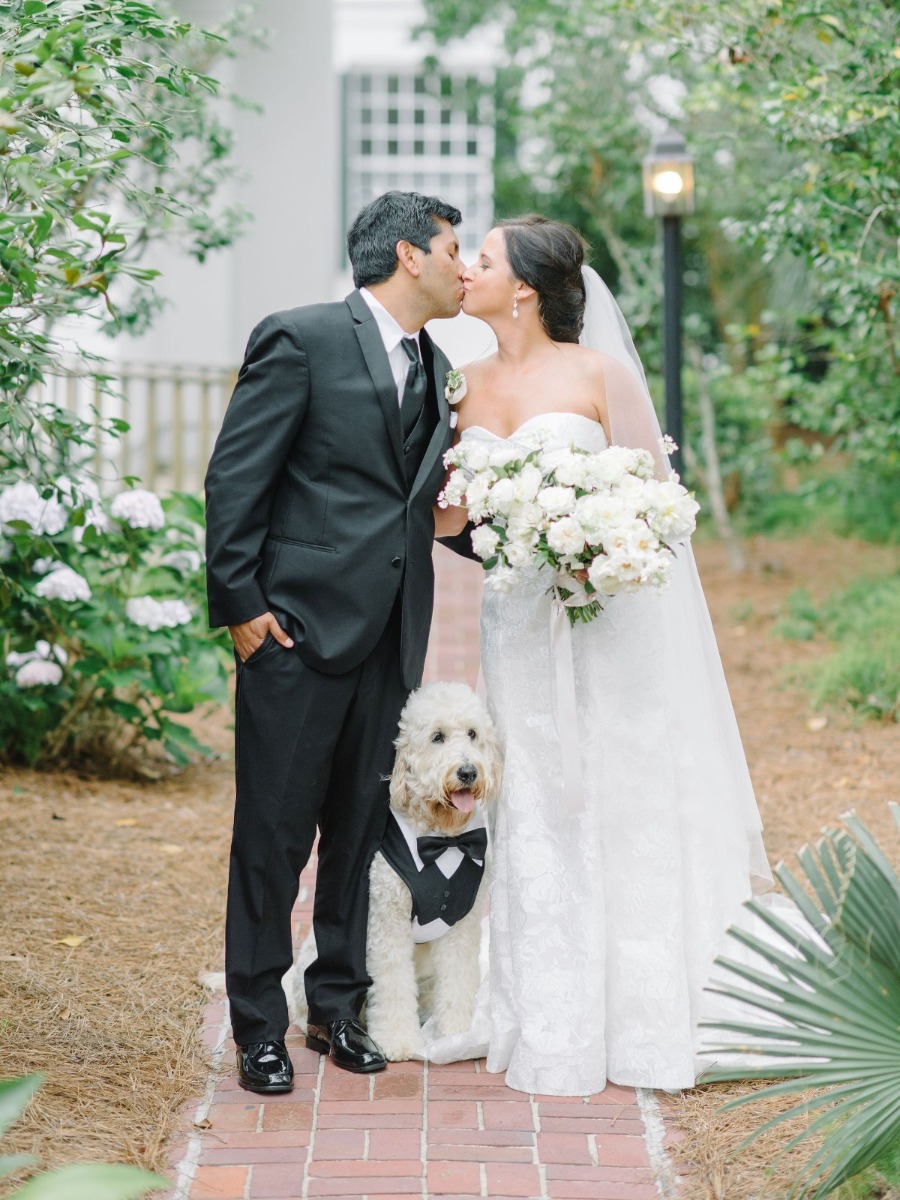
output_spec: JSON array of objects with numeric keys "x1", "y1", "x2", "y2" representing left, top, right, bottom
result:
[
  {"x1": 431, "y1": 731, "x2": 445, "y2": 744},
  {"x1": 467, "y1": 729, "x2": 477, "y2": 740}
]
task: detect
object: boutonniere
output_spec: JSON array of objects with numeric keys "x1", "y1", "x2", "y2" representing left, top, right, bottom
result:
[{"x1": 444, "y1": 369, "x2": 467, "y2": 406}]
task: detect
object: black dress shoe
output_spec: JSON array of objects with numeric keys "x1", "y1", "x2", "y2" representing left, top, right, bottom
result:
[
  {"x1": 236, "y1": 1040, "x2": 294, "y2": 1093},
  {"x1": 306, "y1": 1019, "x2": 387, "y2": 1074}
]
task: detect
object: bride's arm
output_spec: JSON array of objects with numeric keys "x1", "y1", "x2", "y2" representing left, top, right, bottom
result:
[{"x1": 433, "y1": 483, "x2": 469, "y2": 537}]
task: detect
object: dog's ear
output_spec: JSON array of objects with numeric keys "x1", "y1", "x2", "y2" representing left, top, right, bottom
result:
[{"x1": 389, "y1": 741, "x2": 412, "y2": 813}]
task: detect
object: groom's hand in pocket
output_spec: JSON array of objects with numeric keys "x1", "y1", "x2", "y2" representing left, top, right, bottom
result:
[{"x1": 229, "y1": 612, "x2": 294, "y2": 663}]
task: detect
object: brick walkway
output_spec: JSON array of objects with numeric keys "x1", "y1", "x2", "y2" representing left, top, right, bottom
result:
[{"x1": 165, "y1": 548, "x2": 681, "y2": 1200}]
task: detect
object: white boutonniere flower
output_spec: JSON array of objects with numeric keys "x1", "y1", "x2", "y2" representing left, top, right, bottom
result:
[{"x1": 444, "y1": 369, "x2": 467, "y2": 406}]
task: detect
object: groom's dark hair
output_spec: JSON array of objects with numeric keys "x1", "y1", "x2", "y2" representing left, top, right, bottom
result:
[{"x1": 347, "y1": 191, "x2": 462, "y2": 288}]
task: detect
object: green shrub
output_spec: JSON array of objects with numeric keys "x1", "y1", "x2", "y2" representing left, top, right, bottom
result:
[
  {"x1": 777, "y1": 576, "x2": 900, "y2": 721},
  {"x1": 0, "y1": 477, "x2": 229, "y2": 770}
]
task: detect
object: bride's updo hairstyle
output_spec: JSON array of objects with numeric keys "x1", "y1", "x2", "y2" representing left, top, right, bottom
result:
[{"x1": 497, "y1": 215, "x2": 587, "y2": 343}]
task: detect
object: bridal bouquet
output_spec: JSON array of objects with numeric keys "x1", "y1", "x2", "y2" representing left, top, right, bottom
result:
[{"x1": 438, "y1": 434, "x2": 699, "y2": 624}]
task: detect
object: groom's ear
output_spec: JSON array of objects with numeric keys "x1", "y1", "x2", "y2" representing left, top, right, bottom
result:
[{"x1": 396, "y1": 239, "x2": 423, "y2": 278}]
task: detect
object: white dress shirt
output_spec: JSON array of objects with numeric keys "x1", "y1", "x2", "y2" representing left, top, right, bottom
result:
[{"x1": 359, "y1": 287, "x2": 422, "y2": 407}]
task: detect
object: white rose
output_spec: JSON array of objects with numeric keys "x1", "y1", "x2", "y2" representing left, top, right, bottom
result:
[
  {"x1": 34, "y1": 565, "x2": 92, "y2": 602},
  {"x1": 470, "y1": 525, "x2": 501, "y2": 560},
  {"x1": 574, "y1": 493, "x2": 631, "y2": 537},
  {"x1": 462, "y1": 442, "x2": 492, "y2": 472},
  {"x1": 488, "y1": 444, "x2": 522, "y2": 469},
  {"x1": 111, "y1": 488, "x2": 165, "y2": 531},
  {"x1": 546, "y1": 516, "x2": 587, "y2": 557},
  {"x1": 511, "y1": 463, "x2": 543, "y2": 504},
  {"x1": 646, "y1": 482, "x2": 699, "y2": 541},
  {"x1": 537, "y1": 485, "x2": 577, "y2": 519},
  {"x1": 15, "y1": 659, "x2": 63, "y2": 688},
  {"x1": 485, "y1": 564, "x2": 520, "y2": 594},
  {"x1": 487, "y1": 477, "x2": 518, "y2": 517},
  {"x1": 613, "y1": 474, "x2": 647, "y2": 502},
  {"x1": 463, "y1": 473, "x2": 492, "y2": 519},
  {"x1": 584, "y1": 447, "x2": 637, "y2": 488},
  {"x1": 503, "y1": 540, "x2": 533, "y2": 569},
  {"x1": 551, "y1": 451, "x2": 591, "y2": 489},
  {"x1": 505, "y1": 517, "x2": 539, "y2": 548}
]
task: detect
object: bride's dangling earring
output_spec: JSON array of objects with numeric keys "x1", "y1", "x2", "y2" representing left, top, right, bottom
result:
[{"x1": 513, "y1": 294, "x2": 519, "y2": 320}]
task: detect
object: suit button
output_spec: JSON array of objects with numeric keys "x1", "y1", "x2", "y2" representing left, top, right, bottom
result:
[
  {"x1": 391, "y1": 556, "x2": 402, "y2": 568},
  {"x1": 440, "y1": 904, "x2": 447, "y2": 912},
  {"x1": 443, "y1": 890, "x2": 450, "y2": 897},
  {"x1": 404, "y1": 445, "x2": 410, "y2": 454}
]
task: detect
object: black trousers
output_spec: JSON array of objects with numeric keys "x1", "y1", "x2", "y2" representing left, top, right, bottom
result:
[{"x1": 225, "y1": 601, "x2": 408, "y2": 1045}]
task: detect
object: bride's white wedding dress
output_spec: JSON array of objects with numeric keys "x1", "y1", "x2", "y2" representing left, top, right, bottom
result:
[{"x1": 426, "y1": 411, "x2": 774, "y2": 1096}]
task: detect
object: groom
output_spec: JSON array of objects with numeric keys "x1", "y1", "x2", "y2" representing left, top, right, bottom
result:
[{"x1": 205, "y1": 191, "x2": 464, "y2": 1090}]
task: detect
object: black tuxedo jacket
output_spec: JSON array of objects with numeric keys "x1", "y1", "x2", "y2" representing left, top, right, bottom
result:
[{"x1": 204, "y1": 289, "x2": 454, "y2": 689}]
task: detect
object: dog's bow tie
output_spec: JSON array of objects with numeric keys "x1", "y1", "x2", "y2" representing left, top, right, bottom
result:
[{"x1": 416, "y1": 827, "x2": 487, "y2": 867}]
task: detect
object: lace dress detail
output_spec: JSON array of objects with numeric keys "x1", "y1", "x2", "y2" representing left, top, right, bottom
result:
[{"x1": 461, "y1": 412, "x2": 766, "y2": 1096}]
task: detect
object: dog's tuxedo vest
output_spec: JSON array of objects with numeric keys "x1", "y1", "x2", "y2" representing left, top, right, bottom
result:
[{"x1": 380, "y1": 806, "x2": 487, "y2": 943}]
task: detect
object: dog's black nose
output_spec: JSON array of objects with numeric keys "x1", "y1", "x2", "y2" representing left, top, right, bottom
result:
[{"x1": 457, "y1": 764, "x2": 477, "y2": 787}]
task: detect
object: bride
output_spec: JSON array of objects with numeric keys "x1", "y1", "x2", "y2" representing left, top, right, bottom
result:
[{"x1": 433, "y1": 215, "x2": 773, "y2": 1097}]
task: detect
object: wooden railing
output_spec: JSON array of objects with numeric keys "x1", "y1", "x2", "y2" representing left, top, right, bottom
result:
[{"x1": 46, "y1": 362, "x2": 237, "y2": 494}]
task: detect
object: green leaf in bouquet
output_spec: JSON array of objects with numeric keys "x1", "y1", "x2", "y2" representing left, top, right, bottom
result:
[{"x1": 481, "y1": 555, "x2": 499, "y2": 571}]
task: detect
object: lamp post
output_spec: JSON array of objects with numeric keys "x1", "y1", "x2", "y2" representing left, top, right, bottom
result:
[{"x1": 642, "y1": 128, "x2": 695, "y2": 477}]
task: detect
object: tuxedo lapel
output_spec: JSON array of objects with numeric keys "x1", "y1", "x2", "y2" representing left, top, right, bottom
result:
[
  {"x1": 345, "y1": 290, "x2": 405, "y2": 480},
  {"x1": 409, "y1": 328, "x2": 451, "y2": 501}
]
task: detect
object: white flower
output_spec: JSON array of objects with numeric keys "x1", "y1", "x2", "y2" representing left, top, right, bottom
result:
[
  {"x1": 159, "y1": 599, "x2": 193, "y2": 627},
  {"x1": 511, "y1": 463, "x2": 543, "y2": 504},
  {"x1": 162, "y1": 548, "x2": 202, "y2": 575},
  {"x1": 470, "y1": 525, "x2": 501, "y2": 559},
  {"x1": 547, "y1": 516, "x2": 587, "y2": 557},
  {"x1": 33, "y1": 557, "x2": 56, "y2": 575},
  {"x1": 485, "y1": 564, "x2": 520, "y2": 593},
  {"x1": 453, "y1": 441, "x2": 491, "y2": 473},
  {"x1": 6, "y1": 641, "x2": 67, "y2": 670},
  {"x1": 503, "y1": 540, "x2": 533, "y2": 569},
  {"x1": 583, "y1": 447, "x2": 637, "y2": 488},
  {"x1": 550, "y1": 451, "x2": 591, "y2": 489},
  {"x1": 537, "y1": 485, "x2": 576, "y2": 518},
  {"x1": 15, "y1": 659, "x2": 63, "y2": 688},
  {"x1": 463, "y1": 473, "x2": 492, "y2": 520},
  {"x1": 438, "y1": 469, "x2": 468, "y2": 509},
  {"x1": 444, "y1": 369, "x2": 467, "y2": 405},
  {"x1": 575, "y1": 493, "x2": 634, "y2": 537},
  {"x1": 488, "y1": 444, "x2": 522, "y2": 470},
  {"x1": 644, "y1": 481, "x2": 700, "y2": 541},
  {"x1": 487, "y1": 477, "x2": 518, "y2": 518},
  {"x1": 125, "y1": 595, "x2": 192, "y2": 631},
  {"x1": 34, "y1": 564, "x2": 92, "y2": 602},
  {"x1": 0, "y1": 481, "x2": 67, "y2": 535},
  {"x1": 111, "y1": 488, "x2": 165, "y2": 531}
]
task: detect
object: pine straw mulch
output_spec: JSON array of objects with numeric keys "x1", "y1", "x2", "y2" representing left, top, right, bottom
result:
[
  {"x1": 0, "y1": 714, "x2": 233, "y2": 1193},
  {"x1": 0, "y1": 534, "x2": 897, "y2": 1197}
]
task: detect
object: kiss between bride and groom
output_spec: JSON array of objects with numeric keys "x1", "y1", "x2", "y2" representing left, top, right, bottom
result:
[{"x1": 204, "y1": 190, "x2": 773, "y2": 1099}]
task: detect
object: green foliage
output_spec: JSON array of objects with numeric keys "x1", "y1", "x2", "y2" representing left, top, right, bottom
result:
[
  {"x1": 699, "y1": 807, "x2": 900, "y2": 1198},
  {"x1": 0, "y1": 0, "x2": 248, "y2": 452},
  {"x1": 777, "y1": 575, "x2": 900, "y2": 720},
  {"x1": 0, "y1": 480, "x2": 230, "y2": 769},
  {"x1": 419, "y1": 0, "x2": 900, "y2": 535},
  {"x1": 0, "y1": 1075, "x2": 167, "y2": 1199}
]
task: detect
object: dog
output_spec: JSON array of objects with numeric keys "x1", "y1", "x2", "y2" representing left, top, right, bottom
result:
[
  {"x1": 283, "y1": 681, "x2": 502, "y2": 1060},
  {"x1": 364, "y1": 681, "x2": 502, "y2": 1061}
]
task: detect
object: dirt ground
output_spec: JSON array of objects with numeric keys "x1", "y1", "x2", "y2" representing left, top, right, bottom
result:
[{"x1": 0, "y1": 534, "x2": 897, "y2": 1196}]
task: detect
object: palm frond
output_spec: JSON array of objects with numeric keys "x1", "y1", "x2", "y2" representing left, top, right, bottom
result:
[{"x1": 698, "y1": 807, "x2": 900, "y2": 1197}]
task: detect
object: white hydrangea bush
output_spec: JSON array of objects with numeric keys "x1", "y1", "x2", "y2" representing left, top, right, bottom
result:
[{"x1": 0, "y1": 477, "x2": 229, "y2": 769}]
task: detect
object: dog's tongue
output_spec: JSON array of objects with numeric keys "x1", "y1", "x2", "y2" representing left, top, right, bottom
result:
[{"x1": 451, "y1": 789, "x2": 476, "y2": 814}]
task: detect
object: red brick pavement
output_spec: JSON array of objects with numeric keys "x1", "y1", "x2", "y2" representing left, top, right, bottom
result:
[{"x1": 164, "y1": 548, "x2": 681, "y2": 1199}]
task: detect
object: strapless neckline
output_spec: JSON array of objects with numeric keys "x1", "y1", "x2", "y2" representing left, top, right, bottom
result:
[{"x1": 461, "y1": 411, "x2": 605, "y2": 442}]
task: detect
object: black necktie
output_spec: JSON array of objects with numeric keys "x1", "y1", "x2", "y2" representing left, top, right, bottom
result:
[
  {"x1": 400, "y1": 336, "x2": 427, "y2": 439},
  {"x1": 416, "y1": 827, "x2": 488, "y2": 867}
]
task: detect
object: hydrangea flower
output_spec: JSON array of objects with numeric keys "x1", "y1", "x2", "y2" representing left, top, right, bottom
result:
[
  {"x1": 162, "y1": 548, "x2": 202, "y2": 574},
  {"x1": 34, "y1": 564, "x2": 92, "y2": 602},
  {"x1": 0, "y1": 481, "x2": 67, "y2": 535},
  {"x1": 125, "y1": 596, "x2": 192, "y2": 630},
  {"x1": 111, "y1": 488, "x2": 165, "y2": 531},
  {"x1": 15, "y1": 659, "x2": 63, "y2": 688}
]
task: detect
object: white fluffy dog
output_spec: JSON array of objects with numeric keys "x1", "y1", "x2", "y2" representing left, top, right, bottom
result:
[{"x1": 365, "y1": 681, "x2": 502, "y2": 1062}]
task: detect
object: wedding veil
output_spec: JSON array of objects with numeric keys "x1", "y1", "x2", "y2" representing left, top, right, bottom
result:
[{"x1": 579, "y1": 265, "x2": 773, "y2": 892}]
